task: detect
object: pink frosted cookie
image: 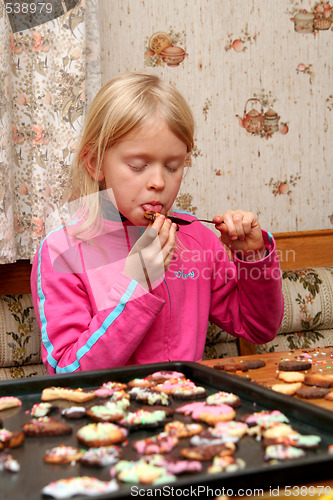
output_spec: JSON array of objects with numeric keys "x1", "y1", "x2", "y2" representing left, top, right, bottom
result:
[
  {"x1": 154, "y1": 378, "x2": 206, "y2": 399},
  {"x1": 41, "y1": 476, "x2": 118, "y2": 498},
  {"x1": 111, "y1": 458, "x2": 175, "y2": 484},
  {"x1": 0, "y1": 397, "x2": 22, "y2": 411},
  {"x1": 94, "y1": 381, "x2": 127, "y2": 399},
  {"x1": 240, "y1": 410, "x2": 289, "y2": 428},
  {"x1": 77, "y1": 422, "x2": 128, "y2": 447},
  {"x1": 214, "y1": 420, "x2": 249, "y2": 438},
  {"x1": 133, "y1": 431, "x2": 178, "y2": 455},
  {"x1": 149, "y1": 370, "x2": 186, "y2": 382},
  {"x1": 206, "y1": 391, "x2": 241, "y2": 408},
  {"x1": 149, "y1": 455, "x2": 202, "y2": 474},
  {"x1": 175, "y1": 401, "x2": 235, "y2": 425}
]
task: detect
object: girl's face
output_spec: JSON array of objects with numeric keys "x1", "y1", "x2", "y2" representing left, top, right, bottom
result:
[{"x1": 99, "y1": 120, "x2": 188, "y2": 225}]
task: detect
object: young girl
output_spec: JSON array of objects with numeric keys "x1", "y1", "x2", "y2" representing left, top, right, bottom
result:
[{"x1": 31, "y1": 72, "x2": 284, "y2": 374}]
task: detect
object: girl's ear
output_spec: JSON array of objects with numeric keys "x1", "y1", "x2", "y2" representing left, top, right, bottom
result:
[{"x1": 82, "y1": 152, "x2": 105, "y2": 182}]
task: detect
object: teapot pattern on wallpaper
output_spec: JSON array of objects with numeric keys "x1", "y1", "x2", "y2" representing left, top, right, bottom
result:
[
  {"x1": 289, "y1": 1, "x2": 333, "y2": 33},
  {"x1": 145, "y1": 28, "x2": 187, "y2": 67}
]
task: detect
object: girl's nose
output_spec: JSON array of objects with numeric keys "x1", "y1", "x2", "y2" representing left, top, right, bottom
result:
[{"x1": 147, "y1": 166, "x2": 165, "y2": 190}]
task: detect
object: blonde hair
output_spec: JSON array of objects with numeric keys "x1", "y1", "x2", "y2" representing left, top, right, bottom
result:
[{"x1": 70, "y1": 72, "x2": 195, "y2": 237}]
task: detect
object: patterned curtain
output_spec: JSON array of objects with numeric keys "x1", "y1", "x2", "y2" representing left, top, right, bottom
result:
[{"x1": 0, "y1": 0, "x2": 101, "y2": 263}]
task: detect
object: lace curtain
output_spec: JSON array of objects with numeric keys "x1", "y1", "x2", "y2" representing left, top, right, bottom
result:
[{"x1": 0, "y1": 0, "x2": 101, "y2": 263}]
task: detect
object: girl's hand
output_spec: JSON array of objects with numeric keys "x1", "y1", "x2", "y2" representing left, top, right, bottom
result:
[
  {"x1": 123, "y1": 214, "x2": 177, "y2": 290},
  {"x1": 213, "y1": 210, "x2": 266, "y2": 261}
]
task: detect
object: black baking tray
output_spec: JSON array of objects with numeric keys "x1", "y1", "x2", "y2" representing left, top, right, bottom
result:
[{"x1": 1, "y1": 361, "x2": 333, "y2": 500}]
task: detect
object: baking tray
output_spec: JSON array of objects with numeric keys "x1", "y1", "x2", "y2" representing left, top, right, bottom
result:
[{"x1": 1, "y1": 361, "x2": 333, "y2": 500}]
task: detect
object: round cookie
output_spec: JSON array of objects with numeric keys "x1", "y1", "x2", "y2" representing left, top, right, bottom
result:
[
  {"x1": 77, "y1": 422, "x2": 128, "y2": 447},
  {"x1": 206, "y1": 391, "x2": 241, "y2": 408},
  {"x1": 164, "y1": 421, "x2": 203, "y2": 438},
  {"x1": 278, "y1": 360, "x2": 312, "y2": 371},
  {"x1": 296, "y1": 386, "x2": 330, "y2": 399}
]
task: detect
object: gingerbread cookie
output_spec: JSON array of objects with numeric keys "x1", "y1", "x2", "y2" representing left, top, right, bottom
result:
[
  {"x1": 0, "y1": 428, "x2": 25, "y2": 450},
  {"x1": 296, "y1": 386, "x2": 330, "y2": 399},
  {"x1": 41, "y1": 386, "x2": 96, "y2": 403},
  {"x1": 180, "y1": 441, "x2": 236, "y2": 461},
  {"x1": 80, "y1": 445, "x2": 122, "y2": 467},
  {"x1": 175, "y1": 401, "x2": 235, "y2": 425},
  {"x1": 23, "y1": 417, "x2": 72, "y2": 437},
  {"x1": 41, "y1": 476, "x2": 118, "y2": 498},
  {"x1": 43, "y1": 445, "x2": 84, "y2": 464},
  {"x1": 278, "y1": 360, "x2": 312, "y2": 371},
  {"x1": 206, "y1": 391, "x2": 241, "y2": 408},
  {"x1": 214, "y1": 360, "x2": 248, "y2": 372},
  {"x1": 304, "y1": 373, "x2": 332, "y2": 388},
  {"x1": 0, "y1": 396, "x2": 22, "y2": 412},
  {"x1": 133, "y1": 431, "x2": 178, "y2": 455},
  {"x1": 77, "y1": 422, "x2": 128, "y2": 447},
  {"x1": 242, "y1": 359, "x2": 266, "y2": 370}
]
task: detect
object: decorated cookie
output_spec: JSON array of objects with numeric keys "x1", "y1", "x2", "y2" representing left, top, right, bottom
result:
[
  {"x1": 41, "y1": 476, "x2": 118, "y2": 498},
  {"x1": 77, "y1": 422, "x2": 128, "y2": 447},
  {"x1": 22, "y1": 417, "x2": 72, "y2": 437},
  {"x1": 128, "y1": 387, "x2": 170, "y2": 406},
  {"x1": 264, "y1": 444, "x2": 306, "y2": 461},
  {"x1": 296, "y1": 386, "x2": 330, "y2": 399},
  {"x1": 206, "y1": 391, "x2": 241, "y2": 408},
  {"x1": 43, "y1": 445, "x2": 84, "y2": 464},
  {"x1": 61, "y1": 406, "x2": 87, "y2": 420},
  {"x1": 127, "y1": 377, "x2": 156, "y2": 389},
  {"x1": 164, "y1": 421, "x2": 203, "y2": 438},
  {"x1": 324, "y1": 392, "x2": 333, "y2": 401},
  {"x1": 175, "y1": 401, "x2": 235, "y2": 425},
  {"x1": 111, "y1": 458, "x2": 176, "y2": 485},
  {"x1": 213, "y1": 420, "x2": 249, "y2": 438},
  {"x1": 41, "y1": 386, "x2": 96, "y2": 403},
  {"x1": 30, "y1": 402, "x2": 53, "y2": 417},
  {"x1": 180, "y1": 441, "x2": 236, "y2": 461},
  {"x1": 278, "y1": 360, "x2": 312, "y2": 371},
  {"x1": 0, "y1": 397, "x2": 22, "y2": 411},
  {"x1": 240, "y1": 410, "x2": 289, "y2": 428},
  {"x1": 207, "y1": 455, "x2": 246, "y2": 474},
  {"x1": 154, "y1": 378, "x2": 206, "y2": 398},
  {"x1": 190, "y1": 429, "x2": 239, "y2": 447},
  {"x1": 0, "y1": 429, "x2": 25, "y2": 450},
  {"x1": 80, "y1": 445, "x2": 122, "y2": 467},
  {"x1": 264, "y1": 433, "x2": 321, "y2": 450},
  {"x1": 94, "y1": 381, "x2": 127, "y2": 399},
  {"x1": 133, "y1": 431, "x2": 178, "y2": 455},
  {"x1": 149, "y1": 370, "x2": 186, "y2": 382},
  {"x1": 0, "y1": 452, "x2": 20, "y2": 472},
  {"x1": 148, "y1": 454, "x2": 202, "y2": 474},
  {"x1": 86, "y1": 402, "x2": 126, "y2": 423},
  {"x1": 119, "y1": 409, "x2": 170, "y2": 430}
]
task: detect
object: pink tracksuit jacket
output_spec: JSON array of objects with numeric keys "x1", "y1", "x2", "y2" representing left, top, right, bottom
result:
[{"x1": 31, "y1": 211, "x2": 284, "y2": 374}]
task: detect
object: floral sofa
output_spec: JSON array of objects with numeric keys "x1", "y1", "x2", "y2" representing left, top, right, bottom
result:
[{"x1": 0, "y1": 266, "x2": 333, "y2": 380}]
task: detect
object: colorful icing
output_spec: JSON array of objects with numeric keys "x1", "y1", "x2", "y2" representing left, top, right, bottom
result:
[
  {"x1": 128, "y1": 387, "x2": 169, "y2": 406},
  {"x1": 0, "y1": 452, "x2": 20, "y2": 472},
  {"x1": 0, "y1": 396, "x2": 22, "y2": 409},
  {"x1": 214, "y1": 421, "x2": 249, "y2": 437},
  {"x1": 245, "y1": 410, "x2": 289, "y2": 427},
  {"x1": 133, "y1": 432, "x2": 178, "y2": 455},
  {"x1": 80, "y1": 445, "x2": 121, "y2": 467},
  {"x1": 41, "y1": 476, "x2": 118, "y2": 498},
  {"x1": 207, "y1": 455, "x2": 246, "y2": 474},
  {"x1": 119, "y1": 410, "x2": 167, "y2": 426},
  {"x1": 176, "y1": 402, "x2": 234, "y2": 419},
  {"x1": 94, "y1": 381, "x2": 127, "y2": 398},
  {"x1": 206, "y1": 392, "x2": 239, "y2": 406},
  {"x1": 31, "y1": 402, "x2": 52, "y2": 417},
  {"x1": 264, "y1": 444, "x2": 306, "y2": 461},
  {"x1": 111, "y1": 459, "x2": 176, "y2": 484},
  {"x1": 77, "y1": 422, "x2": 128, "y2": 443}
]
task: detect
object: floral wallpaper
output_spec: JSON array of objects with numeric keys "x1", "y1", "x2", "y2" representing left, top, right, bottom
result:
[
  {"x1": 99, "y1": 0, "x2": 333, "y2": 233},
  {"x1": 0, "y1": 0, "x2": 101, "y2": 263}
]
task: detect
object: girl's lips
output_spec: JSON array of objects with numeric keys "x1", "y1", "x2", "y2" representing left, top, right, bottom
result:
[{"x1": 142, "y1": 203, "x2": 163, "y2": 213}]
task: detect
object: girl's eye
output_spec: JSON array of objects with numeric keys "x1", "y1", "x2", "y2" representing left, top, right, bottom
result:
[{"x1": 129, "y1": 164, "x2": 146, "y2": 171}]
